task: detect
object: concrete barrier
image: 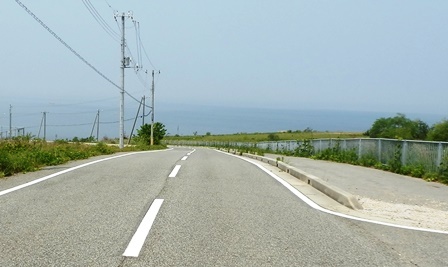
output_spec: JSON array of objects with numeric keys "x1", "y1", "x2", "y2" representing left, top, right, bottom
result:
[
  {"x1": 244, "y1": 153, "x2": 363, "y2": 210},
  {"x1": 277, "y1": 161, "x2": 289, "y2": 173}
]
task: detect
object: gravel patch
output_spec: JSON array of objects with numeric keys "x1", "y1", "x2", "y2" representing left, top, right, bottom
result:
[{"x1": 359, "y1": 198, "x2": 448, "y2": 232}]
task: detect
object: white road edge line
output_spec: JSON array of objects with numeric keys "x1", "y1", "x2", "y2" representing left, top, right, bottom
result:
[
  {"x1": 217, "y1": 150, "x2": 448, "y2": 235},
  {"x1": 169, "y1": 165, "x2": 182, "y2": 178},
  {"x1": 181, "y1": 156, "x2": 188, "y2": 161},
  {"x1": 0, "y1": 149, "x2": 173, "y2": 197},
  {"x1": 123, "y1": 199, "x2": 164, "y2": 257}
]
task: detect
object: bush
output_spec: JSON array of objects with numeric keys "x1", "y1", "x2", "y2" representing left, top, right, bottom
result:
[
  {"x1": 137, "y1": 122, "x2": 167, "y2": 145},
  {"x1": 366, "y1": 114, "x2": 429, "y2": 140},
  {"x1": 438, "y1": 155, "x2": 448, "y2": 184},
  {"x1": 312, "y1": 141, "x2": 358, "y2": 164},
  {"x1": 267, "y1": 133, "x2": 280, "y2": 141},
  {"x1": 293, "y1": 139, "x2": 314, "y2": 157},
  {"x1": 0, "y1": 139, "x2": 120, "y2": 178},
  {"x1": 427, "y1": 119, "x2": 448, "y2": 142}
]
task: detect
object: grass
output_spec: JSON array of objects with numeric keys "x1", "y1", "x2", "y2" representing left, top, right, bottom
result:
[
  {"x1": 165, "y1": 131, "x2": 364, "y2": 143},
  {"x1": 165, "y1": 131, "x2": 448, "y2": 185},
  {"x1": 0, "y1": 137, "x2": 166, "y2": 178}
]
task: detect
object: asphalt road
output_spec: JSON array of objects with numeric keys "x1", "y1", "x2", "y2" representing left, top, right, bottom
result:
[{"x1": 0, "y1": 148, "x2": 447, "y2": 266}]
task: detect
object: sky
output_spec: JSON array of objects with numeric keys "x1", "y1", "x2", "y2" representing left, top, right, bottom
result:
[{"x1": 1, "y1": 1, "x2": 448, "y2": 139}]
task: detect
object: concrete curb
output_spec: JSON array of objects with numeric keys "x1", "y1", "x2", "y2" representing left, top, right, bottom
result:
[{"x1": 238, "y1": 151, "x2": 363, "y2": 210}]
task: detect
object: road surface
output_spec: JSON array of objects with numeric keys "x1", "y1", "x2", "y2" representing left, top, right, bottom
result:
[{"x1": 0, "y1": 148, "x2": 446, "y2": 266}]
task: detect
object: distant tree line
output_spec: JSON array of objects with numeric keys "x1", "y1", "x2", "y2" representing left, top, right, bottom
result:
[{"x1": 364, "y1": 113, "x2": 448, "y2": 141}]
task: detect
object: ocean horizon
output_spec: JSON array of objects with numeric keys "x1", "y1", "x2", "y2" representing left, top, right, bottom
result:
[
  {"x1": 2, "y1": 103, "x2": 445, "y2": 140},
  {"x1": 157, "y1": 104, "x2": 446, "y2": 137}
]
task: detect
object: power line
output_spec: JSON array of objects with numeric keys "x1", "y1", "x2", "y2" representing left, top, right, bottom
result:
[
  {"x1": 14, "y1": 0, "x2": 144, "y2": 106},
  {"x1": 14, "y1": 0, "x2": 121, "y2": 90},
  {"x1": 104, "y1": 0, "x2": 115, "y2": 11},
  {"x1": 137, "y1": 25, "x2": 157, "y2": 70},
  {"x1": 82, "y1": 0, "x2": 120, "y2": 42}
]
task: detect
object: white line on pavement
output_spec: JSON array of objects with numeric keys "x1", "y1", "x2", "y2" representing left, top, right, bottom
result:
[
  {"x1": 123, "y1": 199, "x2": 164, "y2": 257},
  {"x1": 0, "y1": 149, "x2": 172, "y2": 197},
  {"x1": 218, "y1": 150, "x2": 448, "y2": 235},
  {"x1": 181, "y1": 156, "x2": 188, "y2": 161},
  {"x1": 168, "y1": 165, "x2": 182, "y2": 178},
  {"x1": 186, "y1": 149, "x2": 196, "y2": 156}
]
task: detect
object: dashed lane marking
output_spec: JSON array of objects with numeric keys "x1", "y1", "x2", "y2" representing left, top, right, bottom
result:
[
  {"x1": 168, "y1": 165, "x2": 182, "y2": 178},
  {"x1": 123, "y1": 199, "x2": 164, "y2": 257}
]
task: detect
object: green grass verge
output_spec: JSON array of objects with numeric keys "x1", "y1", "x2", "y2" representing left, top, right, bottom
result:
[
  {"x1": 0, "y1": 137, "x2": 166, "y2": 178},
  {"x1": 165, "y1": 131, "x2": 364, "y2": 143}
]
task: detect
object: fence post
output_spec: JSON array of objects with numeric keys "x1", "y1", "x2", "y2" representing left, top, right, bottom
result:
[
  {"x1": 401, "y1": 140, "x2": 408, "y2": 166},
  {"x1": 358, "y1": 139, "x2": 362, "y2": 159},
  {"x1": 437, "y1": 142, "x2": 443, "y2": 167},
  {"x1": 378, "y1": 139, "x2": 382, "y2": 163}
]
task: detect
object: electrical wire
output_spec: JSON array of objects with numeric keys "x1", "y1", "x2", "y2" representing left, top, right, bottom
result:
[
  {"x1": 14, "y1": 0, "x2": 145, "y2": 107},
  {"x1": 14, "y1": 0, "x2": 121, "y2": 91},
  {"x1": 82, "y1": 0, "x2": 119, "y2": 42},
  {"x1": 86, "y1": 0, "x2": 119, "y2": 37},
  {"x1": 100, "y1": 118, "x2": 134, "y2": 124},
  {"x1": 138, "y1": 33, "x2": 158, "y2": 70}
]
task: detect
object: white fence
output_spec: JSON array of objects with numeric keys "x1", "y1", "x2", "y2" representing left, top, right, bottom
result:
[{"x1": 167, "y1": 138, "x2": 448, "y2": 172}]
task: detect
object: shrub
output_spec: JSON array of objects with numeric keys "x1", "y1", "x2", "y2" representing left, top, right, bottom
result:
[
  {"x1": 0, "y1": 139, "x2": 120, "y2": 178},
  {"x1": 293, "y1": 139, "x2": 314, "y2": 157},
  {"x1": 267, "y1": 133, "x2": 280, "y2": 141}
]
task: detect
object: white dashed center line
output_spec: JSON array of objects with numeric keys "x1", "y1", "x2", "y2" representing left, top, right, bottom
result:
[
  {"x1": 181, "y1": 156, "x2": 188, "y2": 161},
  {"x1": 123, "y1": 199, "x2": 164, "y2": 257},
  {"x1": 168, "y1": 165, "x2": 182, "y2": 178}
]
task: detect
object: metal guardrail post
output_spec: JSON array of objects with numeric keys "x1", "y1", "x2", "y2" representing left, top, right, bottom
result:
[
  {"x1": 378, "y1": 139, "x2": 382, "y2": 163},
  {"x1": 401, "y1": 140, "x2": 408, "y2": 166},
  {"x1": 437, "y1": 142, "x2": 443, "y2": 167},
  {"x1": 358, "y1": 139, "x2": 362, "y2": 159}
]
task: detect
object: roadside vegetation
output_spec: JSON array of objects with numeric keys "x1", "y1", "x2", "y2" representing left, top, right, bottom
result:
[
  {"x1": 167, "y1": 114, "x2": 448, "y2": 185},
  {"x1": 364, "y1": 113, "x2": 448, "y2": 141},
  {"x1": 0, "y1": 122, "x2": 168, "y2": 178},
  {"x1": 215, "y1": 140, "x2": 448, "y2": 185},
  {"x1": 165, "y1": 129, "x2": 363, "y2": 143}
]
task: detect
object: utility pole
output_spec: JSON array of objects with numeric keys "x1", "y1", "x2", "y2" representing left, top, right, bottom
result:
[
  {"x1": 90, "y1": 110, "x2": 100, "y2": 141},
  {"x1": 43, "y1": 112, "x2": 47, "y2": 141},
  {"x1": 9, "y1": 105, "x2": 12, "y2": 139},
  {"x1": 96, "y1": 109, "x2": 100, "y2": 142},
  {"x1": 142, "y1": 95, "x2": 145, "y2": 127},
  {"x1": 150, "y1": 70, "x2": 155, "y2": 145},
  {"x1": 38, "y1": 112, "x2": 47, "y2": 140},
  {"x1": 119, "y1": 13, "x2": 125, "y2": 149},
  {"x1": 115, "y1": 11, "x2": 133, "y2": 149}
]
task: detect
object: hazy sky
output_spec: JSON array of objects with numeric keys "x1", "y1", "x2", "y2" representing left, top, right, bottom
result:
[{"x1": 1, "y1": 1, "x2": 448, "y2": 138}]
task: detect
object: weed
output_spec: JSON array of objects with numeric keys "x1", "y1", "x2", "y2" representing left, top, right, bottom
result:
[{"x1": 293, "y1": 139, "x2": 314, "y2": 157}]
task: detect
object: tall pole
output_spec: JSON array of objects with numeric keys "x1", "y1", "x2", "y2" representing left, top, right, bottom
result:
[
  {"x1": 43, "y1": 112, "x2": 47, "y2": 141},
  {"x1": 9, "y1": 105, "x2": 12, "y2": 139},
  {"x1": 96, "y1": 109, "x2": 100, "y2": 142},
  {"x1": 142, "y1": 96, "x2": 145, "y2": 126},
  {"x1": 119, "y1": 14, "x2": 125, "y2": 149},
  {"x1": 150, "y1": 70, "x2": 155, "y2": 145}
]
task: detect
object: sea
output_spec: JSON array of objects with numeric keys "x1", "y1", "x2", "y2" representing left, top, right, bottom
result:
[
  {"x1": 156, "y1": 104, "x2": 446, "y2": 137},
  {"x1": 3, "y1": 103, "x2": 446, "y2": 140}
]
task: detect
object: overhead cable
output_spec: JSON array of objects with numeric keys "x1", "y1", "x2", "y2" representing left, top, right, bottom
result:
[
  {"x1": 14, "y1": 0, "x2": 144, "y2": 106},
  {"x1": 82, "y1": 0, "x2": 120, "y2": 42}
]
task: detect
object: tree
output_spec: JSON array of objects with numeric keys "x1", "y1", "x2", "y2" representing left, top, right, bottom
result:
[
  {"x1": 366, "y1": 114, "x2": 429, "y2": 140},
  {"x1": 137, "y1": 122, "x2": 167, "y2": 145},
  {"x1": 427, "y1": 119, "x2": 448, "y2": 141},
  {"x1": 412, "y1": 119, "x2": 429, "y2": 140},
  {"x1": 267, "y1": 133, "x2": 280, "y2": 141}
]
